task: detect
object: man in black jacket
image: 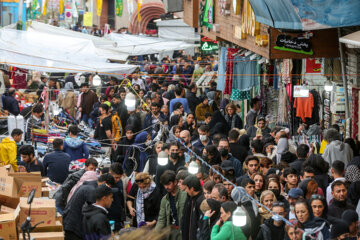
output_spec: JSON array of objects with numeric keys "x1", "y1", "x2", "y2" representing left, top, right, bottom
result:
[
  {"x1": 2, "y1": 88, "x2": 20, "y2": 116},
  {"x1": 54, "y1": 158, "x2": 98, "y2": 214},
  {"x1": 328, "y1": 181, "x2": 355, "y2": 221},
  {"x1": 108, "y1": 163, "x2": 126, "y2": 231},
  {"x1": 186, "y1": 83, "x2": 200, "y2": 113},
  {"x1": 181, "y1": 175, "x2": 204, "y2": 240},
  {"x1": 82, "y1": 184, "x2": 114, "y2": 240},
  {"x1": 289, "y1": 144, "x2": 309, "y2": 175},
  {"x1": 63, "y1": 174, "x2": 115, "y2": 240}
]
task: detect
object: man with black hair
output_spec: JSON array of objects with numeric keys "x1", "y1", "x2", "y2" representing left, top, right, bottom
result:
[
  {"x1": 43, "y1": 138, "x2": 71, "y2": 184},
  {"x1": 156, "y1": 170, "x2": 187, "y2": 238},
  {"x1": 169, "y1": 86, "x2": 189, "y2": 114},
  {"x1": 228, "y1": 129, "x2": 248, "y2": 164},
  {"x1": 108, "y1": 162, "x2": 126, "y2": 230},
  {"x1": 186, "y1": 83, "x2": 201, "y2": 113},
  {"x1": 236, "y1": 156, "x2": 259, "y2": 184},
  {"x1": 290, "y1": 144, "x2": 309, "y2": 174},
  {"x1": 25, "y1": 103, "x2": 44, "y2": 141},
  {"x1": 181, "y1": 175, "x2": 204, "y2": 240},
  {"x1": 327, "y1": 160, "x2": 345, "y2": 205},
  {"x1": 63, "y1": 125, "x2": 89, "y2": 161},
  {"x1": 218, "y1": 138, "x2": 243, "y2": 177},
  {"x1": 176, "y1": 170, "x2": 190, "y2": 191},
  {"x1": 144, "y1": 102, "x2": 167, "y2": 135},
  {"x1": 328, "y1": 181, "x2": 355, "y2": 220},
  {"x1": 95, "y1": 104, "x2": 115, "y2": 154},
  {"x1": 300, "y1": 166, "x2": 315, "y2": 181},
  {"x1": 251, "y1": 140, "x2": 267, "y2": 159},
  {"x1": 211, "y1": 183, "x2": 228, "y2": 202},
  {"x1": 245, "y1": 97, "x2": 260, "y2": 130},
  {"x1": 0, "y1": 128, "x2": 23, "y2": 171},
  {"x1": 54, "y1": 158, "x2": 98, "y2": 213},
  {"x1": 283, "y1": 168, "x2": 298, "y2": 193},
  {"x1": 64, "y1": 174, "x2": 115, "y2": 240},
  {"x1": 256, "y1": 202, "x2": 286, "y2": 240},
  {"x1": 18, "y1": 145, "x2": 44, "y2": 176},
  {"x1": 192, "y1": 125, "x2": 212, "y2": 152},
  {"x1": 80, "y1": 82, "x2": 98, "y2": 125},
  {"x1": 240, "y1": 178, "x2": 256, "y2": 198},
  {"x1": 2, "y1": 87, "x2": 19, "y2": 115},
  {"x1": 195, "y1": 95, "x2": 213, "y2": 121},
  {"x1": 82, "y1": 184, "x2": 114, "y2": 240},
  {"x1": 156, "y1": 142, "x2": 185, "y2": 195}
]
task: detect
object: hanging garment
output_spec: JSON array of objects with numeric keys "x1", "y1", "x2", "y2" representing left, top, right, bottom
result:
[
  {"x1": 217, "y1": 47, "x2": 227, "y2": 92},
  {"x1": 279, "y1": 59, "x2": 293, "y2": 84},
  {"x1": 230, "y1": 89, "x2": 251, "y2": 101},
  {"x1": 352, "y1": 88, "x2": 359, "y2": 139},
  {"x1": 11, "y1": 67, "x2": 27, "y2": 90},
  {"x1": 278, "y1": 85, "x2": 290, "y2": 125},
  {"x1": 224, "y1": 48, "x2": 238, "y2": 94},
  {"x1": 293, "y1": 93, "x2": 314, "y2": 123},
  {"x1": 232, "y1": 55, "x2": 257, "y2": 91},
  {"x1": 307, "y1": 89, "x2": 321, "y2": 125}
]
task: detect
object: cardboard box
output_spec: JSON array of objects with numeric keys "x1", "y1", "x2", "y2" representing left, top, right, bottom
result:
[
  {"x1": 0, "y1": 204, "x2": 20, "y2": 240},
  {"x1": 19, "y1": 198, "x2": 56, "y2": 228},
  {"x1": 33, "y1": 221, "x2": 63, "y2": 232},
  {"x1": 42, "y1": 178, "x2": 50, "y2": 187},
  {"x1": 42, "y1": 187, "x2": 50, "y2": 197},
  {"x1": 9, "y1": 172, "x2": 42, "y2": 198},
  {"x1": 19, "y1": 231, "x2": 64, "y2": 240},
  {"x1": 0, "y1": 195, "x2": 20, "y2": 209},
  {"x1": 55, "y1": 212, "x2": 62, "y2": 224}
]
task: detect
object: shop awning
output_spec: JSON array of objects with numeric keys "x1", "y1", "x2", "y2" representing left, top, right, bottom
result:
[
  {"x1": 248, "y1": 0, "x2": 360, "y2": 31},
  {"x1": 339, "y1": 31, "x2": 360, "y2": 48},
  {"x1": 0, "y1": 29, "x2": 137, "y2": 74}
]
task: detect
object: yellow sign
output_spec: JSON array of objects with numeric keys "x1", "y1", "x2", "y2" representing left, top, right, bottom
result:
[
  {"x1": 97, "y1": 0, "x2": 102, "y2": 16},
  {"x1": 83, "y1": 12, "x2": 93, "y2": 27},
  {"x1": 59, "y1": 0, "x2": 64, "y2": 14},
  {"x1": 137, "y1": 0, "x2": 142, "y2": 22}
]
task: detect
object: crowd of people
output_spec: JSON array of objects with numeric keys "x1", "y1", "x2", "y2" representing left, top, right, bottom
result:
[{"x1": 0, "y1": 53, "x2": 359, "y2": 240}]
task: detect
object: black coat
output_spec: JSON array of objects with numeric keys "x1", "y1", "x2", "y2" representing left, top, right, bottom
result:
[
  {"x1": 107, "y1": 180, "x2": 125, "y2": 230},
  {"x1": 186, "y1": 92, "x2": 201, "y2": 113},
  {"x1": 63, "y1": 180, "x2": 97, "y2": 237},
  {"x1": 54, "y1": 169, "x2": 85, "y2": 210},
  {"x1": 2, "y1": 95, "x2": 19, "y2": 116},
  {"x1": 229, "y1": 142, "x2": 248, "y2": 164},
  {"x1": 82, "y1": 203, "x2": 111, "y2": 240},
  {"x1": 181, "y1": 191, "x2": 205, "y2": 240},
  {"x1": 328, "y1": 199, "x2": 355, "y2": 219},
  {"x1": 128, "y1": 184, "x2": 162, "y2": 226},
  {"x1": 156, "y1": 159, "x2": 185, "y2": 196},
  {"x1": 289, "y1": 158, "x2": 305, "y2": 175}
]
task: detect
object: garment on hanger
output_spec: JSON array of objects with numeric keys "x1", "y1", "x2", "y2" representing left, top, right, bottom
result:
[
  {"x1": 11, "y1": 67, "x2": 28, "y2": 90},
  {"x1": 232, "y1": 55, "x2": 257, "y2": 91},
  {"x1": 278, "y1": 85, "x2": 290, "y2": 125},
  {"x1": 293, "y1": 93, "x2": 314, "y2": 123},
  {"x1": 217, "y1": 47, "x2": 227, "y2": 92},
  {"x1": 352, "y1": 88, "x2": 359, "y2": 139},
  {"x1": 306, "y1": 89, "x2": 320, "y2": 125},
  {"x1": 280, "y1": 59, "x2": 293, "y2": 84},
  {"x1": 224, "y1": 48, "x2": 239, "y2": 94}
]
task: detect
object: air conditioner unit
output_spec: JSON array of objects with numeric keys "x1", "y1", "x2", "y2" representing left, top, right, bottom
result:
[{"x1": 163, "y1": 0, "x2": 183, "y2": 13}]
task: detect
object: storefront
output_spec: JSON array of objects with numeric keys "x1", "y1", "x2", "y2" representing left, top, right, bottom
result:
[{"x1": 0, "y1": 0, "x2": 26, "y2": 27}]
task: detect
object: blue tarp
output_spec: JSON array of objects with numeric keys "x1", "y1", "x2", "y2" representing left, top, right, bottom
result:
[{"x1": 248, "y1": 0, "x2": 360, "y2": 30}]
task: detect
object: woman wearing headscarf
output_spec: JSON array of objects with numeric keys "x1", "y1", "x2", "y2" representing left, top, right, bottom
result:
[
  {"x1": 169, "y1": 114, "x2": 183, "y2": 129},
  {"x1": 170, "y1": 102, "x2": 187, "y2": 121},
  {"x1": 259, "y1": 190, "x2": 277, "y2": 223},
  {"x1": 182, "y1": 113, "x2": 197, "y2": 136},
  {"x1": 209, "y1": 111, "x2": 229, "y2": 136},
  {"x1": 166, "y1": 125, "x2": 182, "y2": 143},
  {"x1": 127, "y1": 172, "x2": 161, "y2": 228},
  {"x1": 239, "y1": 134, "x2": 251, "y2": 154},
  {"x1": 210, "y1": 201, "x2": 247, "y2": 240},
  {"x1": 198, "y1": 199, "x2": 221, "y2": 240},
  {"x1": 246, "y1": 116, "x2": 271, "y2": 140},
  {"x1": 123, "y1": 131, "x2": 153, "y2": 176},
  {"x1": 302, "y1": 154, "x2": 330, "y2": 194},
  {"x1": 224, "y1": 103, "x2": 243, "y2": 130},
  {"x1": 58, "y1": 82, "x2": 77, "y2": 118},
  {"x1": 294, "y1": 198, "x2": 330, "y2": 239},
  {"x1": 115, "y1": 125, "x2": 135, "y2": 164},
  {"x1": 67, "y1": 170, "x2": 97, "y2": 202}
]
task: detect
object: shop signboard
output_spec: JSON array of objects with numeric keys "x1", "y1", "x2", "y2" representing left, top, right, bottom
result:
[
  {"x1": 274, "y1": 34, "x2": 313, "y2": 55},
  {"x1": 294, "y1": 85, "x2": 309, "y2": 98},
  {"x1": 201, "y1": 36, "x2": 218, "y2": 53}
]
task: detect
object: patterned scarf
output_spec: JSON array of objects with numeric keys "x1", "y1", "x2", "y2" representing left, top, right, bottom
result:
[{"x1": 136, "y1": 182, "x2": 156, "y2": 227}]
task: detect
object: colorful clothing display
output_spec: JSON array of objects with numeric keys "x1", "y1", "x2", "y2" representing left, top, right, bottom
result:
[
  {"x1": 353, "y1": 88, "x2": 359, "y2": 139},
  {"x1": 217, "y1": 47, "x2": 227, "y2": 92},
  {"x1": 224, "y1": 48, "x2": 238, "y2": 95}
]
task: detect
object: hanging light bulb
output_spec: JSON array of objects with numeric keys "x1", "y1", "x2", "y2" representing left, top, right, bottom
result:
[
  {"x1": 93, "y1": 74, "x2": 102, "y2": 86},
  {"x1": 157, "y1": 151, "x2": 168, "y2": 166},
  {"x1": 188, "y1": 161, "x2": 199, "y2": 174},
  {"x1": 324, "y1": 80, "x2": 333, "y2": 92},
  {"x1": 233, "y1": 206, "x2": 247, "y2": 227},
  {"x1": 125, "y1": 92, "x2": 136, "y2": 111}
]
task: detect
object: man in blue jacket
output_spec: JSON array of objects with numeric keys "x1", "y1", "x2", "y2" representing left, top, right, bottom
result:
[
  {"x1": 43, "y1": 138, "x2": 72, "y2": 184},
  {"x1": 63, "y1": 125, "x2": 89, "y2": 161},
  {"x1": 143, "y1": 102, "x2": 167, "y2": 135},
  {"x1": 2, "y1": 88, "x2": 20, "y2": 116}
]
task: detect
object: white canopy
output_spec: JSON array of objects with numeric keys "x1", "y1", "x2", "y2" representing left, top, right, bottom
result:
[
  {"x1": 0, "y1": 29, "x2": 137, "y2": 74},
  {"x1": 106, "y1": 33, "x2": 199, "y2": 56},
  {"x1": 339, "y1": 30, "x2": 360, "y2": 48}
]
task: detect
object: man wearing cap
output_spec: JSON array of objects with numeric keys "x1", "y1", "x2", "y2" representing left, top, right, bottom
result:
[
  {"x1": 82, "y1": 184, "x2": 114, "y2": 240},
  {"x1": 80, "y1": 82, "x2": 98, "y2": 125},
  {"x1": 342, "y1": 210, "x2": 359, "y2": 240},
  {"x1": 218, "y1": 138, "x2": 242, "y2": 177},
  {"x1": 287, "y1": 188, "x2": 304, "y2": 220}
]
